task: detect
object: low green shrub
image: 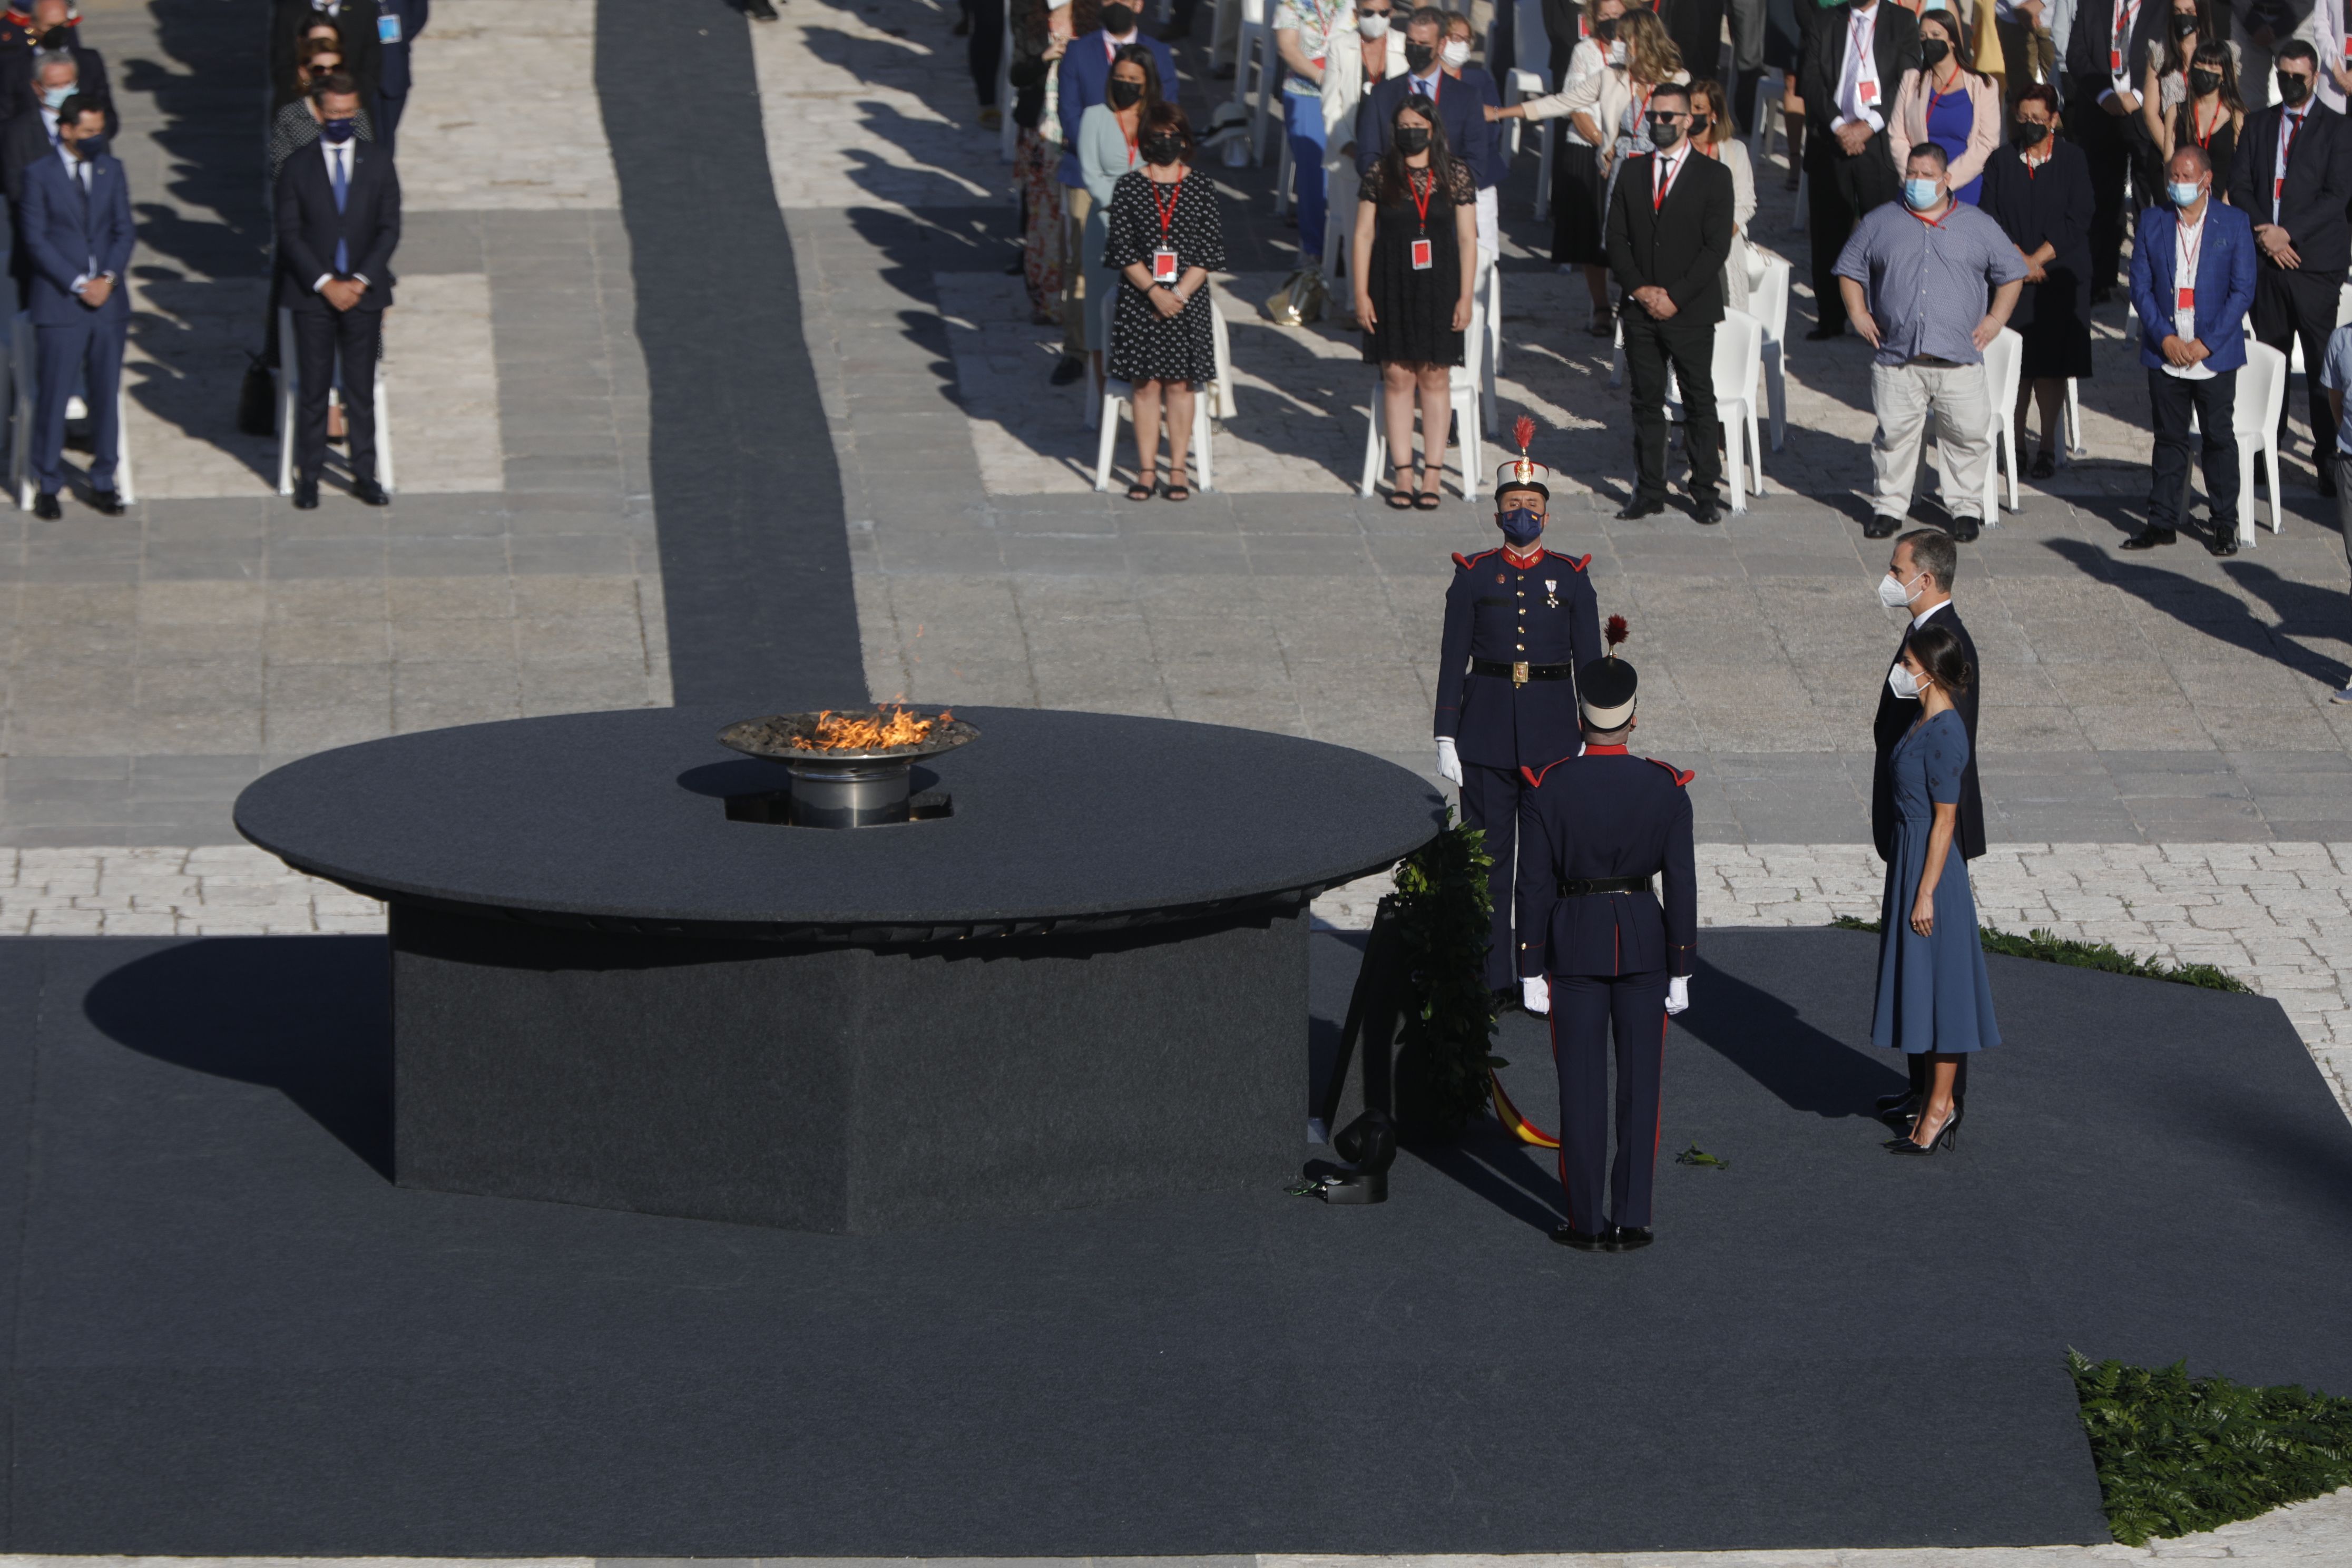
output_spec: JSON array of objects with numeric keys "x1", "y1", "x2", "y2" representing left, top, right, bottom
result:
[
  {"x1": 1829, "y1": 916, "x2": 2251, "y2": 993},
  {"x1": 1385, "y1": 813, "x2": 1498, "y2": 1139}
]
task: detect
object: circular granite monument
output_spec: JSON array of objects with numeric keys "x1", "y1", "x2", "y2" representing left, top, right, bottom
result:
[{"x1": 235, "y1": 705, "x2": 1442, "y2": 1232}]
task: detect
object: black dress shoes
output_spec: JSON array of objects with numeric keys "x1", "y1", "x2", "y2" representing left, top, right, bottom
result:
[
  {"x1": 1690, "y1": 496, "x2": 1724, "y2": 526},
  {"x1": 2319, "y1": 465, "x2": 2339, "y2": 498},
  {"x1": 1616, "y1": 497, "x2": 1665, "y2": 520},
  {"x1": 352, "y1": 477, "x2": 390, "y2": 506},
  {"x1": 1603, "y1": 1224, "x2": 1654, "y2": 1251},
  {"x1": 87, "y1": 488, "x2": 124, "y2": 516},
  {"x1": 2208, "y1": 527, "x2": 2239, "y2": 556},
  {"x1": 292, "y1": 478, "x2": 319, "y2": 509},
  {"x1": 1551, "y1": 1224, "x2": 1608, "y2": 1250},
  {"x1": 1804, "y1": 324, "x2": 1844, "y2": 341},
  {"x1": 1863, "y1": 513, "x2": 1902, "y2": 538},
  {"x1": 1049, "y1": 355, "x2": 1085, "y2": 386},
  {"x1": 31, "y1": 491, "x2": 58, "y2": 520},
  {"x1": 2119, "y1": 527, "x2": 2174, "y2": 550},
  {"x1": 1951, "y1": 515, "x2": 1981, "y2": 543}
]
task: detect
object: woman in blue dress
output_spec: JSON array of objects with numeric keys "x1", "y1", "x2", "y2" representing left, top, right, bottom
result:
[
  {"x1": 1888, "y1": 9, "x2": 1998, "y2": 207},
  {"x1": 1870, "y1": 621, "x2": 1998, "y2": 1154}
]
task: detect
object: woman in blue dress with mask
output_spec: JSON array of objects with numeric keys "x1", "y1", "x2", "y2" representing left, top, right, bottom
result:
[{"x1": 1870, "y1": 621, "x2": 1999, "y2": 1154}]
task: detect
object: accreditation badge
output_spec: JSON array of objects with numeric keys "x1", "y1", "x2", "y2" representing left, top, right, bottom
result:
[
  {"x1": 1152, "y1": 249, "x2": 1179, "y2": 283},
  {"x1": 1410, "y1": 237, "x2": 1434, "y2": 269},
  {"x1": 379, "y1": 12, "x2": 403, "y2": 43}
]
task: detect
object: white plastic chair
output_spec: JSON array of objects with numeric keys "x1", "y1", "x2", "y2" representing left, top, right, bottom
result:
[
  {"x1": 1659, "y1": 308, "x2": 1764, "y2": 508},
  {"x1": 1747, "y1": 250, "x2": 1791, "y2": 450},
  {"x1": 1092, "y1": 287, "x2": 1225, "y2": 492},
  {"x1": 276, "y1": 305, "x2": 396, "y2": 497},
  {"x1": 1230, "y1": 0, "x2": 1279, "y2": 164},
  {"x1": 1478, "y1": 261, "x2": 1502, "y2": 434},
  {"x1": 2188, "y1": 340, "x2": 2286, "y2": 543},
  {"x1": 1928, "y1": 325, "x2": 2021, "y2": 521},
  {"x1": 1506, "y1": 69, "x2": 1557, "y2": 221},
  {"x1": 1357, "y1": 301, "x2": 1486, "y2": 498},
  {"x1": 11, "y1": 310, "x2": 138, "y2": 510},
  {"x1": 2061, "y1": 376, "x2": 2086, "y2": 459}
]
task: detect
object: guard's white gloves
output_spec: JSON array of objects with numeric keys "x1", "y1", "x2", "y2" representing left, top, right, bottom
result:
[
  {"x1": 1522, "y1": 975, "x2": 1550, "y2": 1015},
  {"x1": 1665, "y1": 976, "x2": 1690, "y2": 1015},
  {"x1": 1436, "y1": 736, "x2": 1464, "y2": 785}
]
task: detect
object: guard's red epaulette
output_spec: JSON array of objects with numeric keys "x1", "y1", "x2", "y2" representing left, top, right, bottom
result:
[
  {"x1": 1645, "y1": 757, "x2": 1696, "y2": 788},
  {"x1": 1452, "y1": 547, "x2": 1500, "y2": 570},
  {"x1": 1453, "y1": 547, "x2": 1594, "y2": 572},
  {"x1": 1520, "y1": 758, "x2": 1570, "y2": 788}
]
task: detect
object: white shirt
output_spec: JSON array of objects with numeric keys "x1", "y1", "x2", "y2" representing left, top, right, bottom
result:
[
  {"x1": 53, "y1": 146, "x2": 100, "y2": 292},
  {"x1": 310, "y1": 138, "x2": 369, "y2": 294},
  {"x1": 2273, "y1": 103, "x2": 2311, "y2": 224},
  {"x1": 1652, "y1": 142, "x2": 1690, "y2": 207},
  {"x1": 1835, "y1": 3, "x2": 1885, "y2": 133},
  {"x1": 1910, "y1": 597, "x2": 1950, "y2": 631},
  {"x1": 1408, "y1": 64, "x2": 1444, "y2": 100},
  {"x1": 2103, "y1": 0, "x2": 2141, "y2": 103},
  {"x1": 2165, "y1": 201, "x2": 2216, "y2": 380},
  {"x1": 36, "y1": 102, "x2": 57, "y2": 144}
]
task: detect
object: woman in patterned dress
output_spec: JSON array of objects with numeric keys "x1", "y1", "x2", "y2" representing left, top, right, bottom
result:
[{"x1": 1103, "y1": 103, "x2": 1226, "y2": 501}]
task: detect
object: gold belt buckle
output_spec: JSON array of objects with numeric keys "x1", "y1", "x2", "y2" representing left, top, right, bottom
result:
[{"x1": 1512, "y1": 661, "x2": 1530, "y2": 686}]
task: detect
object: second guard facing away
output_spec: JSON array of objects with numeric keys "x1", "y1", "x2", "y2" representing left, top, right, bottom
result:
[
  {"x1": 1434, "y1": 422, "x2": 1602, "y2": 995},
  {"x1": 1515, "y1": 632, "x2": 1696, "y2": 1252}
]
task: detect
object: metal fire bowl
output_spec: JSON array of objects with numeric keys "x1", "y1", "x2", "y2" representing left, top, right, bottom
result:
[{"x1": 717, "y1": 711, "x2": 982, "y2": 770}]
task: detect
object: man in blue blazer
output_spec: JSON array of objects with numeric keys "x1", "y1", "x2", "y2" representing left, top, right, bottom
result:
[
  {"x1": 2127, "y1": 144, "x2": 2258, "y2": 555},
  {"x1": 18, "y1": 94, "x2": 129, "y2": 518},
  {"x1": 1050, "y1": 2, "x2": 1174, "y2": 384},
  {"x1": 1354, "y1": 7, "x2": 1489, "y2": 181},
  {"x1": 371, "y1": 0, "x2": 428, "y2": 151}
]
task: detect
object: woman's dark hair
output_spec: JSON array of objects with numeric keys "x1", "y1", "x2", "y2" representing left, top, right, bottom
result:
[
  {"x1": 1688, "y1": 76, "x2": 1736, "y2": 143},
  {"x1": 2014, "y1": 82, "x2": 2062, "y2": 123},
  {"x1": 297, "y1": 34, "x2": 343, "y2": 71},
  {"x1": 1916, "y1": 9, "x2": 1987, "y2": 82},
  {"x1": 2174, "y1": 40, "x2": 2245, "y2": 125},
  {"x1": 1138, "y1": 100, "x2": 1193, "y2": 158},
  {"x1": 1109, "y1": 43, "x2": 1163, "y2": 112},
  {"x1": 309, "y1": 70, "x2": 358, "y2": 102},
  {"x1": 1375, "y1": 94, "x2": 1458, "y2": 204},
  {"x1": 1905, "y1": 622, "x2": 1974, "y2": 694}
]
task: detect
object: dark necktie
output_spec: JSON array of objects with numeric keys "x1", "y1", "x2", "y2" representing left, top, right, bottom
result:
[{"x1": 330, "y1": 147, "x2": 350, "y2": 273}]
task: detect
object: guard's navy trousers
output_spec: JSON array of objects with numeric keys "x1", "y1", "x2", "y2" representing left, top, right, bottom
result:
[{"x1": 1551, "y1": 968, "x2": 1669, "y2": 1233}]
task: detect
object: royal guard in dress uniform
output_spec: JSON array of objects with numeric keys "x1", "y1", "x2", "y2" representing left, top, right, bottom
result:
[
  {"x1": 1434, "y1": 418, "x2": 1602, "y2": 995},
  {"x1": 1515, "y1": 624, "x2": 1697, "y2": 1252}
]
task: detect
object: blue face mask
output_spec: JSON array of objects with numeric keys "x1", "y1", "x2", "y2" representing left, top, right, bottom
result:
[
  {"x1": 322, "y1": 117, "x2": 355, "y2": 144},
  {"x1": 2169, "y1": 180, "x2": 2204, "y2": 209},
  {"x1": 1498, "y1": 506, "x2": 1543, "y2": 545},
  {"x1": 41, "y1": 84, "x2": 69, "y2": 109},
  {"x1": 1902, "y1": 178, "x2": 1942, "y2": 211},
  {"x1": 72, "y1": 133, "x2": 103, "y2": 159}
]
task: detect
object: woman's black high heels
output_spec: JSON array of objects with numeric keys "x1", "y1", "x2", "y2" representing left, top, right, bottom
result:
[{"x1": 1886, "y1": 1105, "x2": 1960, "y2": 1155}]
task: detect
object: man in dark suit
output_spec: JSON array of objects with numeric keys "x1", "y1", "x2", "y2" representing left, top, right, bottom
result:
[
  {"x1": 1, "y1": 43, "x2": 109, "y2": 201},
  {"x1": 1354, "y1": 7, "x2": 1489, "y2": 178},
  {"x1": 0, "y1": 1, "x2": 110, "y2": 125},
  {"x1": 2229, "y1": 41, "x2": 2352, "y2": 495},
  {"x1": 1048, "y1": 1, "x2": 1175, "y2": 385},
  {"x1": 1870, "y1": 527, "x2": 1981, "y2": 1124},
  {"x1": 371, "y1": 0, "x2": 427, "y2": 151},
  {"x1": 17, "y1": 94, "x2": 128, "y2": 518},
  {"x1": 2062, "y1": 0, "x2": 2163, "y2": 300},
  {"x1": 271, "y1": 0, "x2": 381, "y2": 113},
  {"x1": 275, "y1": 76, "x2": 398, "y2": 509},
  {"x1": 1604, "y1": 82, "x2": 1734, "y2": 525},
  {"x1": 1797, "y1": 0, "x2": 1916, "y2": 339}
]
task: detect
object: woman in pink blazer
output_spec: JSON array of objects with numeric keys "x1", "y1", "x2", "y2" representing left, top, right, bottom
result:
[{"x1": 1887, "y1": 8, "x2": 2000, "y2": 205}]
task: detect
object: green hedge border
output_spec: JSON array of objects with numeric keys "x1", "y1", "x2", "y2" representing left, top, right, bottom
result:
[
  {"x1": 2071, "y1": 1351, "x2": 2352, "y2": 1544},
  {"x1": 1829, "y1": 916, "x2": 2252, "y2": 993}
]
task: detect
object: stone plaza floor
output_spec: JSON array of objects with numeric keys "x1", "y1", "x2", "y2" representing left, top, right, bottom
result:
[{"x1": 5, "y1": 1, "x2": 2352, "y2": 1558}]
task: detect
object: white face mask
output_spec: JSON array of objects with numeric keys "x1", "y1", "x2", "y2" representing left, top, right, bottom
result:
[
  {"x1": 1440, "y1": 37, "x2": 1470, "y2": 66},
  {"x1": 1888, "y1": 663, "x2": 1924, "y2": 700},
  {"x1": 1608, "y1": 38, "x2": 1627, "y2": 65},
  {"x1": 1358, "y1": 11, "x2": 1390, "y2": 35},
  {"x1": 1877, "y1": 570, "x2": 1923, "y2": 610}
]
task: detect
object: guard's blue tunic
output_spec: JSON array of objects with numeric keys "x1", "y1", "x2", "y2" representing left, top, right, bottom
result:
[
  {"x1": 1434, "y1": 543, "x2": 1602, "y2": 989},
  {"x1": 1515, "y1": 744, "x2": 1698, "y2": 1233}
]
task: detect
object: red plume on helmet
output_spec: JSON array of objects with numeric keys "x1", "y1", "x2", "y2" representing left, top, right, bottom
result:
[
  {"x1": 1513, "y1": 415, "x2": 1536, "y2": 455},
  {"x1": 1605, "y1": 614, "x2": 1629, "y2": 656}
]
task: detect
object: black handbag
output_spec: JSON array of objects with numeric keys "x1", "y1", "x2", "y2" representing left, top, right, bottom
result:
[{"x1": 236, "y1": 351, "x2": 275, "y2": 436}]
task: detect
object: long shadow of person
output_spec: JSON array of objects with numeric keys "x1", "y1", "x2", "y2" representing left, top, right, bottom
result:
[
  {"x1": 2046, "y1": 536, "x2": 2351, "y2": 689},
  {"x1": 1674, "y1": 945, "x2": 1906, "y2": 1119},
  {"x1": 2224, "y1": 558, "x2": 2352, "y2": 688},
  {"x1": 83, "y1": 936, "x2": 393, "y2": 1179}
]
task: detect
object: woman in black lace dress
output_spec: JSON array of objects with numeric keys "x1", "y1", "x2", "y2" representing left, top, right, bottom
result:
[{"x1": 1349, "y1": 95, "x2": 1478, "y2": 509}]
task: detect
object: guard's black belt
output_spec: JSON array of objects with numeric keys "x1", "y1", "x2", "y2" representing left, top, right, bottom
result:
[
  {"x1": 1559, "y1": 876, "x2": 1654, "y2": 896},
  {"x1": 1471, "y1": 659, "x2": 1574, "y2": 681}
]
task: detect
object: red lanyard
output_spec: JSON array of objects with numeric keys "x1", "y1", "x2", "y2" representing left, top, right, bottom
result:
[
  {"x1": 1150, "y1": 175, "x2": 1182, "y2": 244},
  {"x1": 2178, "y1": 211, "x2": 2204, "y2": 283},
  {"x1": 2284, "y1": 108, "x2": 2307, "y2": 168},
  {"x1": 1122, "y1": 121, "x2": 1138, "y2": 165},
  {"x1": 2192, "y1": 100, "x2": 2219, "y2": 149},
  {"x1": 1908, "y1": 201, "x2": 1953, "y2": 229},
  {"x1": 1652, "y1": 150, "x2": 1683, "y2": 210},
  {"x1": 1927, "y1": 67, "x2": 1961, "y2": 116},
  {"x1": 1408, "y1": 168, "x2": 1435, "y2": 232}
]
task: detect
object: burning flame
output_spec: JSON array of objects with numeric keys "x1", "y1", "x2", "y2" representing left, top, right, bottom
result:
[{"x1": 789, "y1": 704, "x2": 953, "y2": 752}]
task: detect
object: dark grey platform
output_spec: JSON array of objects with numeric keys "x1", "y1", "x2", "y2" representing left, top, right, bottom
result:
[
  {"x1": 234, "y1": 706, "x2": 1443, "y2": 1231},
  {"x1": 11, "y1": 927, "x2": 2352, "y2": 1553}
]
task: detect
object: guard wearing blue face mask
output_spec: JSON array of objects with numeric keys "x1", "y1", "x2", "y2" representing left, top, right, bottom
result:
[{"x1": 1434, "y1": 419, "x2": 1603, "y2": 996}]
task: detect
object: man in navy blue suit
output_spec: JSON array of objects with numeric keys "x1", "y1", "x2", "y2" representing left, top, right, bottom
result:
[
  {"x1": 1354, "y1": 6, "x2": 1491, "y2": 183},
  {"x1": 2126, "y1": 144, "x2": 2257, "y2": 555},
  {"x1": 370, "y1": 0, "x2": 427, "y2": 151},
  {"x1": 18, "y1": 93, "x2": 128, "y2": 518},
  {"x1": 1050, "y1": 2, "x2": 1175, "y2": 385},
  {"x1": 1433, "y1": 441, "x2": 1601, "y2": 995},
  {"x1": 1514, "y1": 640, "x2": 1697, "y2": 1253},
  {"x1": 275, "y1": 75, "x2": 399, "y2": 509}
]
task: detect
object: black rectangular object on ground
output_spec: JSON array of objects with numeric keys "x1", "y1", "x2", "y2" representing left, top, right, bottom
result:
[
  {"x1": 390, "y1": 905, "x2": 1306, "y2": 1232},
  {"x1": 12, "y1": 926, "x2": 2352, "y2": 1553}
]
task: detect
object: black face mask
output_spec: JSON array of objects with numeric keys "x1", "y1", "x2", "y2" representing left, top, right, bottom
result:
[
  {"x1": 1919, "y1": 37, "x2": 1949, "y2": 66},
  {"x1": 1647, "y1": 115, "x2": 1682, "y2": 146},
  {"x1": 2170, "y1": 13, "x2": 2197, "y2": 37},
  {"x1": 1593, "y1": 15, "x2": 1617, "y2": 39},
  {"x1": 1141, "y1": 133, "x2": 1181, "y2": 165},
  {"x1": 1688, "y1": 115, "x2": 1709, "y2": 136},
  {"x1": 1404, "y1": 39, "x2": 1436, "y2": 71},
  {"x1": 2189, "y1": 67, "x2": 2223, "y2": 95},
  {"x1": 2014, "y1": 120, "x2": 2049, "y2": 146},
  {"x1": 1101, "y1": 3, "x2": 1137, "y2": 33},
  {"x1": 1394, "y1": 124, "x2": 1431, "y2": 154},
  {"x1": 2280, "y1": 72, "x2": 2312, "y2": 106},
  {"x1": 1106, "y1": 79, "x2": 1142, "y2": 109}
]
